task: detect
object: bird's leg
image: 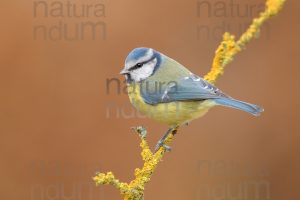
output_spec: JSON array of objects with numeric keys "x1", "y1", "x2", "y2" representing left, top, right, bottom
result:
[{"x1": 155, "y1": 127, "x2": 178, "y2": 152}]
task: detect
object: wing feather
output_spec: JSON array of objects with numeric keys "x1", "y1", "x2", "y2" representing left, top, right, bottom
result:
[{"x1": 140, "y1": 74, "x2": 229, "y2": 105}]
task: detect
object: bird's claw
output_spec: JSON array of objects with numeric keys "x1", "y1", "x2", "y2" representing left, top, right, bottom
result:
[
  {"x1": 163, "y1": 145, "x2": 172, "y2": 152},
  {"x1": 155, "y1": 140, "x2": 172, "y2": 152}
]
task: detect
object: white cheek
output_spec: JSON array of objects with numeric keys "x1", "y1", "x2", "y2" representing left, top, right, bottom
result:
[
  {"x1": 130, "y1": 59, "x2": 157, "y2": 82},
  {"x1": 131, "y1": 66, "x2": 152, "y2": 82}
]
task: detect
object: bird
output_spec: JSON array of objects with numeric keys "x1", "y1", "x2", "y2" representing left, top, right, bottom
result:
[{"x1": 120, "y1": 47, "x2": 263, "y2": 151}]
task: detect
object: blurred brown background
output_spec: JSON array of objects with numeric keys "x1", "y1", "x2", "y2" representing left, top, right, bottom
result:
[{"x1": 0, "y1": 0, "x2": 299, "y2": 199}]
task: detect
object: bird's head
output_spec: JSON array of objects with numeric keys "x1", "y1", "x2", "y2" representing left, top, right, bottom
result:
[{"x1": 120, "y1": 47, "x2": 162, "y2": 83}]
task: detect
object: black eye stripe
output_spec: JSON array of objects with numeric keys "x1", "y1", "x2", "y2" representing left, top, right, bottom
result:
[
  {"x1": 129, "y1": 63, "x2": 143, "y2": 71},
  {"x1": 128, "y1": 57, "x2": 156, "y2": 71}
]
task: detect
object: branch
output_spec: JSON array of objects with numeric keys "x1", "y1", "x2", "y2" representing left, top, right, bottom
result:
[
  {"x1": 204, "y1": 0, "x2": 286, "y2": 84},
  {"x1": 94, "y1": 127, "x2": 174, "y2": 200},
  {"x1": 93, "y1": 0, "x2": 286, "y2": 199}
]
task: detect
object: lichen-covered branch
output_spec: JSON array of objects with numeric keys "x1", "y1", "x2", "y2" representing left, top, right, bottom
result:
[
  {"x1": 93, "y1": 0, "x2": 285, "y2": 199},
  {"x1": 204, "y1": 0, "x2": 286, "y2": 84},
  {"x1": 94, "y1": 127, "x2": 175, "y2": 200}
]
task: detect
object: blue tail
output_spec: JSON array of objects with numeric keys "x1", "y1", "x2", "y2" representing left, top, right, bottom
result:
[{"x1": 214, "y1": 98, "x2": 264, "y2": 116}]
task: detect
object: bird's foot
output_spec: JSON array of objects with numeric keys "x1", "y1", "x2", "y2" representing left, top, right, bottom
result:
[
  {"x1": 154, "y1": 126, "x2": 178, "y2": 153},
  {"x1": 155, "y1": 140, "x2": 172, "y2": 152}
]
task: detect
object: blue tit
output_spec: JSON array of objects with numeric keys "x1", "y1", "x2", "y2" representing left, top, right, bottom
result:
[{"x1": 120, "y1": 47, "x2": 263, "y2": 150}]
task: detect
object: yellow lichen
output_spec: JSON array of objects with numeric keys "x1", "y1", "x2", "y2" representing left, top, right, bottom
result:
[
  {"x1": 204, "y1": 0, "x2": 286, "y2": 84},
  {"x1": 93, "y1": 1, "x2": 285, "y2": 199}
]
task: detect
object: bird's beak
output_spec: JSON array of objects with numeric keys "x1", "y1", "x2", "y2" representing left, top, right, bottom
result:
[{"x1": 120, "y1": 68, "x2": 128, "y2": 75}]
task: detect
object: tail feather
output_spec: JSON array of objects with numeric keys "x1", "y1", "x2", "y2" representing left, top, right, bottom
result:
[{"x1": 214, "y1": 98, "x2": 264, "y2": 116}]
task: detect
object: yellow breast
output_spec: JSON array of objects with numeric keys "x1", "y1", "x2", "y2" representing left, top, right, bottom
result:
[{"x1": 127, "y1": 84, "x2": 216, "y2": 126}]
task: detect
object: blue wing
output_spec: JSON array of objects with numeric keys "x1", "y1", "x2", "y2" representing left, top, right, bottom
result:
[{"x1": 140, "y1": 74, "x2": 229, "y2": 105}]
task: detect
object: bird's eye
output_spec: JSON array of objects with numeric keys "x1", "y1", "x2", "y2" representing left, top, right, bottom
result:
[
  {"x1": 129, "y1": 63, "x2": 143, "y2": 71},
  {"x1": 136, "y1": 63, "x2": 143, "y2": 67}
]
